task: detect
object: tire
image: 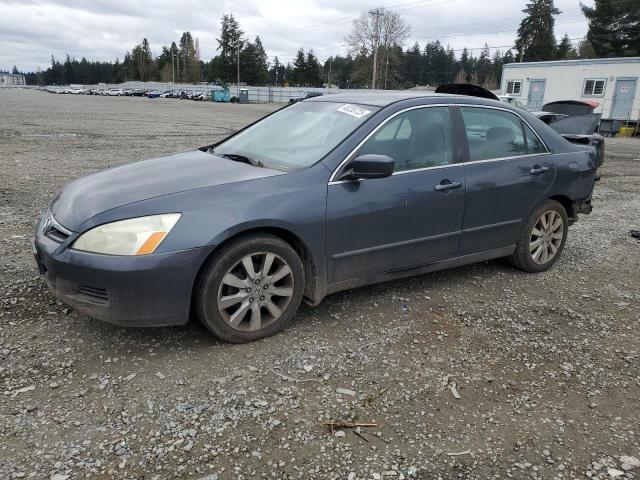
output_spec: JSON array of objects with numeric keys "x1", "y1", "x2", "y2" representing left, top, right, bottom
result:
[
  {"x1": 195, "y1": 234, "x2": 305, "y2": 343},
  {"x1": 509, "y1": 199, "x2": 568, "y2": 273}
]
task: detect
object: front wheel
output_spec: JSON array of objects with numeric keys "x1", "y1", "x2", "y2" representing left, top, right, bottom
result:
[
  {"x1": 509, "y1": 200, "x2": 568, "y2": 273},
  {"x1": 195, "y1": 234, "x2": 305, "y2": 343}
]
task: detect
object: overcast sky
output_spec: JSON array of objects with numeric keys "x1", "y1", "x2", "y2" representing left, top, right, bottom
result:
[{"x1": 1, "y1": 0, "x2": 594, "y2": 73}]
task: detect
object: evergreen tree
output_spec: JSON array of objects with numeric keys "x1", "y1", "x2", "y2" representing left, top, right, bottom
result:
[
  {"x1": 241, "y1": 36, "x2": 269, "y2": 85},
  {"x1": 515, "y1": 0, "x2": 560, "y2": 61},
  {"x1": 269, "y1": 56, "x2": 286, "y2": 85},
  {"x1": 179, "y1": 32, "x2": 200, "y2": 82},
  {"x1": 323, "y1": 55, "x2": 354, "y2": 88},
  {"x1": 460, "y1": 48, "x2": 473, "y2": 82},
  {"x1": 491, "y1": 50, "x2": 504, "y2": 86},
  {"x1": 577, "y1": 39, "x2": 597, "y2": 59},
  {"x1": 403, "y1": 42, "x2": 422, "y2": 86},
  {"x1": 581, "y1": 0, "x2": 640, "y2": 57},
  {"x1": 305, "y1": 50, "x2": 323, "y2": 87},
  {"x1": 292, "y1": 48, "x2": 306, "y2": 85},
  {"x1": 557, "y1": 34, "x2": 578, "y2": 59},
  {"x1": 475, "y1": 44, "x2": 492, "y2": 87},
  {"x1": 216, "y1": 14, "x2": 245, "y2": 81}
]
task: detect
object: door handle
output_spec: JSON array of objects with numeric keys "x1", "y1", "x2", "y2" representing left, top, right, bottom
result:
[
  {"x1": 530, "y1": 165, "x2": 549, "y2": 175},
  {"x1": 434, "y1": 180, "x2": 462, "y2": 192}
]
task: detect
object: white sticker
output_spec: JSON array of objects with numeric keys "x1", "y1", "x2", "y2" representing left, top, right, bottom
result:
[{"x1": 337, "y1": 104, "x2": 371, "y2": 118}]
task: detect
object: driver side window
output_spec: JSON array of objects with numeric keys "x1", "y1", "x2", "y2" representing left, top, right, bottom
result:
[{"x1": 358, "y1": 107, "x2": 453, "y2": 173}]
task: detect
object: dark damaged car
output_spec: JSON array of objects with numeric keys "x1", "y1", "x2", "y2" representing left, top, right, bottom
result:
[
  {"x1": 33, "y1": 92, "x2": 598, "y2": 343},
  {"x1": 532, "y1": 100, "x2": 605, "y2": 167}
]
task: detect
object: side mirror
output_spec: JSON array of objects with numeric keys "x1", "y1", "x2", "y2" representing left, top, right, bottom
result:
[{"x1": 337, "y1": 154, "x2": 395, "y2": 181}]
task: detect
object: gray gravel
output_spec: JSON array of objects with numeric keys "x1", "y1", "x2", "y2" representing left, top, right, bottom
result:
[{"x1": 1, "y1": 89, "x2": 639, "y2": 479}]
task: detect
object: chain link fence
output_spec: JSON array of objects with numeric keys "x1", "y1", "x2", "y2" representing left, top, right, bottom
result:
[{"x1": 76, "y1": 81, "x2": 396, "y2": 103}]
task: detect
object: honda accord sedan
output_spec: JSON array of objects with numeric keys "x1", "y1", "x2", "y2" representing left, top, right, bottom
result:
[{"x1": 33, "y1": 92, "x2": 598, "y2": 343}]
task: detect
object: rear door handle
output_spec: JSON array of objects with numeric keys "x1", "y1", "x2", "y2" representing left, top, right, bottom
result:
[
  {"x1": 434, "y1": 180, "x2": 462, "y2": 192},
  {"x1": 530, "y1": 165, "x2": 549, "y2": 175}
]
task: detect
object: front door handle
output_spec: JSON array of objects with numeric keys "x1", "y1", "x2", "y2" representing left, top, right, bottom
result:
[
  {"x1": 434, "y1": 180, "x2": 462, "y2": 192},
  {"x1": 530, "y1": 165, "x2": 550, "y2": 175}
]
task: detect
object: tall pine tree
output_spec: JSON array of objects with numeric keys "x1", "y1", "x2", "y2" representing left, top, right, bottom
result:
[
  {"x1": 581, "y1": 0, "x2": 640, "y2": 57},
  {"x1": 216, "y1": 14, "x2": 245, "y2": 81},
  {"x1": 515, "y1": 0, "x2": 560, "y2": 61},
  {"x1": 557, "y1": 34, "x2": 577, "y2": 59}
]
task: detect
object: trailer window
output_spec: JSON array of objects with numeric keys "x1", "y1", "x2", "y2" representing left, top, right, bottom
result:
[
  {"x1": 583, "y1": 79, "x2": 606, "y2": 96},
  {"x1": 506, "y1": 81, "x2": 522, "y2": 95}
]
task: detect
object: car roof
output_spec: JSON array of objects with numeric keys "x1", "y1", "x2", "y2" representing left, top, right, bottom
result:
[{"x1": 307, "y1": 91, "x2": 507, "y2": 108}]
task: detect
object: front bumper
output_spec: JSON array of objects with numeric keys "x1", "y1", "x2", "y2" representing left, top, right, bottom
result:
[{"x1": 33, "y1": 223, "x2": 213, "y2": 327}]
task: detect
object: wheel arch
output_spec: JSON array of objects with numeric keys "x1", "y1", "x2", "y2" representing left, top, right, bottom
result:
[
  {"x1": 548, "y1": 194, "x2": 575, "y2": 221},
  {"x1": 191, "y1": 225, "x2": 324, "y2": 310}
]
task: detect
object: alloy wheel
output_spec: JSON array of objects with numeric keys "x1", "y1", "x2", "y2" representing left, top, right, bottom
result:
[
  {"x1": 217, "y1": 252, "x2": 294, "y2": 332},
  {"x1": 529, "y1": 210, "x2": 564, "y2": 265}
]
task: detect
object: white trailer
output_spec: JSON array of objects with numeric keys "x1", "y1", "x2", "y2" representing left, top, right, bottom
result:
[{"x1": 500, "y1": 57, "x2": 640, "y2": 122}]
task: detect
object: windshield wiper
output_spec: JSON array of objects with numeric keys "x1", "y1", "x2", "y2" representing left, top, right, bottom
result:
[{"x1": 217, "y1": 153, "x2": 263, "y2": 168}]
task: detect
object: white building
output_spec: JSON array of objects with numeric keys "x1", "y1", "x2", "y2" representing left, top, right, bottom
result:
[
  {"x1": 500, "y1": 57, "x2": 640, "y2": 120},
  {"x1": 0, "y1": 72, "x2": 26, "y2": 87}
]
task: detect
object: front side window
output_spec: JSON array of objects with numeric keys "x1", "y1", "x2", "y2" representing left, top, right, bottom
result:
[
  {"x1": 213, "y1": 102, "x2": 379, "y2": 171},
  {"x1": 461, "y1": 107, "x2": 526, "y2": 161},
  {"x1": 583, "y1": 79, "x2": 605, "y2": 96},
  {"x1": 506, "y1": 81, "x2": 522, "y2": 95},
  {"x1": 358, "y1": 107, "x2": 453, "y2": 172}
]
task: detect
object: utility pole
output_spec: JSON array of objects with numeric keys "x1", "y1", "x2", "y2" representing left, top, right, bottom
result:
[
  {"x1": 369, "y1": 8, "x2": 383, "y2": 90},
  {"x1": 328, "y1": 57, "x2": 332, "y2": 88},
  {"x1": 171, "y1": 48, "x2": 175, "y2": 83},
  {"x1": 237, "y1": 45, "x2": 240, "y2": 97},
  {"x1": 384, "y1": 51, "x2": 389, "y2": 90}
]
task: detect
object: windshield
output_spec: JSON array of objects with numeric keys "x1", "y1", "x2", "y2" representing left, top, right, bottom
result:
[{"x1": 213, "y1": 101, "x2": 379, "y2": 171}]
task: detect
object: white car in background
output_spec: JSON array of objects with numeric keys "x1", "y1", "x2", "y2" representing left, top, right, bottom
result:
[
  {"x1": 498, "y1": 95, "x2": 528, "y2": 110},
  {"x1": 68, "y1": 87, "x2": 86, "y2": 95},
  {"x1": 107, "y1": 88, "x2": 125, "y2": 96}
]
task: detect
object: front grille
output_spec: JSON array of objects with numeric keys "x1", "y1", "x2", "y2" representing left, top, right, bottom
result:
[
  {"x1": 45, "y1": 226, "x2": 70, "y2": 243},
  {"x1": 78, "y1": 285, "x2": 109, "y2": 305},
  {"x1": 41, "y1": 212, "x2": 72, "y2": 244}
]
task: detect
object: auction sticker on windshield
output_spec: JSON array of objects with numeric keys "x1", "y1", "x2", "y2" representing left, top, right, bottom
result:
[{"x1": 337, "y1": 104, "x2": 372, "y2": 119}]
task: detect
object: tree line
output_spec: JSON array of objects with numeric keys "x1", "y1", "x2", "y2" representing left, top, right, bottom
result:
[{"x1": 20, "y1": 0, "x2": 639, "y2": 89}]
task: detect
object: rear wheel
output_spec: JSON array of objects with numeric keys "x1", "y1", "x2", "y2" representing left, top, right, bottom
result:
[
  {"x1": 509, "y1": 200, "x2": 568, "y2": 273},
  {"x1": 195, "y1": 234, "x2": 305, "y2": 343}
]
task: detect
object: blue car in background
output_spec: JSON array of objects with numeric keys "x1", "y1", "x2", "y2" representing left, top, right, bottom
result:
[{"x1": 33, "y1": 92, "x2": 598, "y2": 343}]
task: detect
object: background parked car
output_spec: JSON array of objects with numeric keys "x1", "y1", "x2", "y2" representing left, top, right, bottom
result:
[
  {"x1": 498, "y1": 95, "x2": 528, "y2": 110},
  {"x1": 532, "y1": 100, "x2": 605, "y2": 167},
  {"x1": 107, "y1": 88, "x2": 124, "y2": 96},
  {"x1": 289, "y1": 92, "x2": 324, "y2": 104}
]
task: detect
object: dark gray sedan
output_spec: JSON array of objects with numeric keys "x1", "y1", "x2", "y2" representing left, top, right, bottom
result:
[{"x1": 33, "y1": 92, "x2": 598, "y2": 343}]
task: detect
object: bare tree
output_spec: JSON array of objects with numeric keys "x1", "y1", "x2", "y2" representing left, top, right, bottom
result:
[{"x1": 345, "y1": 8, "x2": 410, "y2": 89}]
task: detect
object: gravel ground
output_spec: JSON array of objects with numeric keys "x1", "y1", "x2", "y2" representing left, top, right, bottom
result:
[{"x1": 1, "y1": 88, "x2": 639, "y2": 479}]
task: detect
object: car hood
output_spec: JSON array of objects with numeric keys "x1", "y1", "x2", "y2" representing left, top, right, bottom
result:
[
  {"x1": 547, "y1": 113, "x2": 602, "y2": 136},
  {"x1": 434, "y1": 83, "x2": 500, "y2": 100},
  {"x1": 51, "y1": 150, "x2": 284, "y2": 231},
  {"x1": 542, "y1": 100, "x2": 598, "y2": 116}
]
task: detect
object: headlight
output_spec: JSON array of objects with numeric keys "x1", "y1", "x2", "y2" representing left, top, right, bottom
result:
[{"x1": 72, "y1": 214, "x2": 181, "y2": 255}]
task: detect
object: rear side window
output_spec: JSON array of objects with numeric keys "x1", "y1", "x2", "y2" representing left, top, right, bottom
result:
[
  {"x1": 523, "y1": 123, "x2": 548, "y2": 154},
  {"x1": 460, "y1": 107, "x2": 527, "y2": 161},
  {"x1": 359, "y1": 107, "x2": 452, "y2": 173}
]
